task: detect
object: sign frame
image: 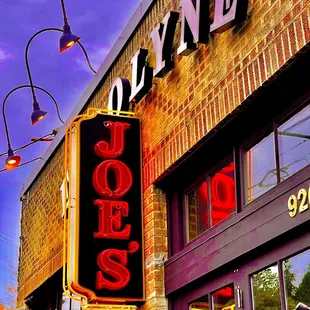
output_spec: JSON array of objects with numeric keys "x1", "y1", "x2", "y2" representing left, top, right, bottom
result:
[{"x1": 63, "y1": 108, "x2": 144, "y2": 309}]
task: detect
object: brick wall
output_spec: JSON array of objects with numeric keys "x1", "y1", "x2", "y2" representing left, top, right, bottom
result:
[
  {"x1": 17, "y1": 145, "x2": 64, "y2": 306},
  {"x1": 17, "y1": 0, "x2": 310, "y2": 308}
]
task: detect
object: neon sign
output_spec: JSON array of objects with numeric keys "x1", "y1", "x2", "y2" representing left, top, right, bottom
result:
[{"x1": 64, "y1": 110, "x2": 144, "y2": 306}]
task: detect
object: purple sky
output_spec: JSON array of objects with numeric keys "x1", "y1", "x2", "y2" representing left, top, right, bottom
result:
[{"x1": 0, "y1": 0, "x2": 140, "y2": 305}]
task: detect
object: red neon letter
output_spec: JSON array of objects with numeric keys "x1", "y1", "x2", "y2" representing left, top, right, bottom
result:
[
  {"x1": 211, "y1": 173, "x2": 236, "y2": 210},
  {"x1": 94, "y1": 121, "x2": 130, "y2": 159},
  {"x1": 94, "y1": 200, "x2": 131, "y2": 239},
  {"x1": 93, "y1": 160, "x2": 133, "y2": 199},
  {"x1": 96, "y1": 249, "x2": 130, "y2": 291}
]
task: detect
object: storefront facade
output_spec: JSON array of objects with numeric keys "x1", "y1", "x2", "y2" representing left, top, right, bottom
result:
[{"x1": 17, "y1": 0, "x2": 310, "y2": 309}]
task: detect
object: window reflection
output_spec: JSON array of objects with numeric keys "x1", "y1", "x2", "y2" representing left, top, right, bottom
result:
[
  {"x1": 189, "y1": 295, "x2": 210, "y2": 310},
  {"x1": 278, "y1": 105, "x2": 310, "y2": 181},
  {"x1": 186, "y1": 162, "x2": 236, "y2": 242},
  {"x1": 244, "y1": 132, "x2": 276, "y2": 203},
  {"x1": 187, "y1": 181, "x2": 209, "y2": 242},
  {"x1": 283, "y1": 248, "x2": 310, "y2": 310},
  {"x1": 251, "y1": 265, "x2": 281, "y2": 310},
  {"x1": 210, "y1": 162, "x2": 236, "y2": 227},
  {"x1": 212, "y1": 284, "x2": 235, "y2": 310}
]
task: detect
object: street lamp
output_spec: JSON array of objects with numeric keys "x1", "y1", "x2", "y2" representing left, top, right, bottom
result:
[
  {"x1": 25, "y1": 0, "x2": 96, "y2": 125},
  {"x1": 59, "y1": 0, "x2": 81, "y2": 52},
  {"x1": 25, "y1": 27, "x2": 96, "y2": 126},
  {"x1": 2, "y1": 85, "x2": 64, "y2": 170}
]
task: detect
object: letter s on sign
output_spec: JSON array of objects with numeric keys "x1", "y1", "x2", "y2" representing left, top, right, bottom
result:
[{"x1": 96, "y1": 249, "x2": 130, "y2": 291}]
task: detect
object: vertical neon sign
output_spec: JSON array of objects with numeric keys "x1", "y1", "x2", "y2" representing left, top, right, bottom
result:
[{"x1": 69, "y1": 111, "x2": 144, "y2": 304}]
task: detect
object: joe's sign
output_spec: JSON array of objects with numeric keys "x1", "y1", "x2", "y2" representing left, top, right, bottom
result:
[{"x1": 64, "y1": 109, "x2": 144, "y2": 306}]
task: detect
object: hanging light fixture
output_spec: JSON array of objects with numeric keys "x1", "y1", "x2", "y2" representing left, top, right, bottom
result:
[
  {"x1": 2, "y1": 85, "x2": 64, "y2": 171},
  {"x1": 23, "y1": 0, "x2": 95, "y2": 126},
  {"x1": 31, "y1": 100, "x2": 48, "y2": 125},
  {"x1": 59, "y1": 0, "x2": 81, "y2": 52},
  {"x1": 5, "y1": 147, "x2": 21, "y2": 171}
]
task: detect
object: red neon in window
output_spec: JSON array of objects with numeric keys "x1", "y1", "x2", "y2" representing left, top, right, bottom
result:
[
  {"x1": 93, "y1": 200, "x2": 131, "y2": 239},
  {"x1": 220, "y1": 162, "x2": 234, "y2": 174},
  {"x1": 96, "y1": 249, "x2": 130, "y2": 291},
  {"x1": 94, "y1": 121, "x2": 130, "y2": 159},
  {"x1": 93, "y1": 160, "x2": 133, "y2": 199},
  {"x1": 213, "y1": 287, "x2": 233, "y2": 297},
  {"x1": 211, "y1": 173, "x2": 236, "y2": 210}
]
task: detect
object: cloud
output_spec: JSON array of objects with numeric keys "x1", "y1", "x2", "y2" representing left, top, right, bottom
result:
[
  {"x1": 71, "y1": 11, "x2": 98, "y2": 25},
  {"x1": 0, "y1": 47, "x2": 13, "y2": 62},
  {"x1": 21, "y1": 0, "x2": 48, "y2": 3},
  {"x1": 75, "y1": 46, "x2": 110, "y2": 73}
]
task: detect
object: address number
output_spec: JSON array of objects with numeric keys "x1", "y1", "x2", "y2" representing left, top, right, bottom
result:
[{"x1": 288, "y1": 187, "x2": 310, "y2": 217}]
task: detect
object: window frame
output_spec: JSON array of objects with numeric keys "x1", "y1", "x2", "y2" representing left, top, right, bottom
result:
[
  {"x1": 240, "y1": 121, "x2": 278, "y2": 206},
  {"x1": 183, "y1": 155, "x2": 237, "y2": 245},
  {"x1": 166, "y1": 95, "x2": 310, "y2": 257}
]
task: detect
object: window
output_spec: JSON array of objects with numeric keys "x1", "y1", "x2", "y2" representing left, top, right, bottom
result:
[
  {"x1": 251, "y1": 264, "x2": 281, "y2": 310},
  {"x1": 166, "y1": 98, "x2": 310, "y2": 256},
  {"x1": 189, "y1": 295, "x2": 210, "y2": 310},
  {"x1": 244, "y1": 132, "x2": 276, "y2": 203},
  {"x1": 250, "y1": 248, "x2": 310, "y2": 310},
  {"x1": 186, "y1": 161, "x2": 236, "y2": 242},
  {"x1": 189, "y1": 284, "x2": 235, "y2": 310},
  {"x1": 278, "y1": 105, "x2": 310, "y2": 181},
  {"x1": 283, "y1": 249, "x2": 310, "y2": 309},
  {"x1": 212, "y1": 284, "x2": 235, "y2": 310},
  {"x1": 244, "y1": 104, "x2": 310, "y2": 204}
]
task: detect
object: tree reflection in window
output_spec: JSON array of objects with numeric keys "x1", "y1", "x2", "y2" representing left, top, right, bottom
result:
[
  {"x1": 251, "y1": 265, "x2": 281, "y2": 310},
  {"x1": 284, "y1": 248, "x2": 310, "y2": 309}
]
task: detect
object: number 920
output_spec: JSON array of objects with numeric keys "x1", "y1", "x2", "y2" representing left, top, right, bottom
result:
[{"x1": 288, "y1": 187, "x2": 310, "y2": 217}]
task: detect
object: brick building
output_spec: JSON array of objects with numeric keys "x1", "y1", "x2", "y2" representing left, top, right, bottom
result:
[{"x1": 17, "y1": 0, "x2": 310, "y2": 309}]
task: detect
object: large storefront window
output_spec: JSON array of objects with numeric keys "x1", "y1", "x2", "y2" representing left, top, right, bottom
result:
[{"x1": 186, "y1": 162, "x2": 236, "y2": 242}]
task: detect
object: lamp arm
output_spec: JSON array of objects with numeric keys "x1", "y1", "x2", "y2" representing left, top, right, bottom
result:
[
  {"x1": 25, "y1": 28, "x2": 96, "y2": 100},
  {"x1": 25, "y1": 28, "x2": 62, "y2": 101},
  {"x1": 77, "y1": 41, "x2": 97, "y2": 73},
  {"x1": 2, "y1": 84, "x2": 64, "y2": 151}
]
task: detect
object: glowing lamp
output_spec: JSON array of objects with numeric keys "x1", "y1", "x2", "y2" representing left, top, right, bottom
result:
[
  {"x1": 5, "y1": 148, "x2": 21, "y2": 170},
  {"x1": 59, "y1": 24, "x2": 80, "y2": 52},
  {"x1": 31, "y1": 100, "x2": 47, "y2": 125}
]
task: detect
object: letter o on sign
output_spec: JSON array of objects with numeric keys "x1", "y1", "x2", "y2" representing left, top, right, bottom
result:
[{"x1": 92, "y1": 160, "x2": 133, "y2": 199}]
